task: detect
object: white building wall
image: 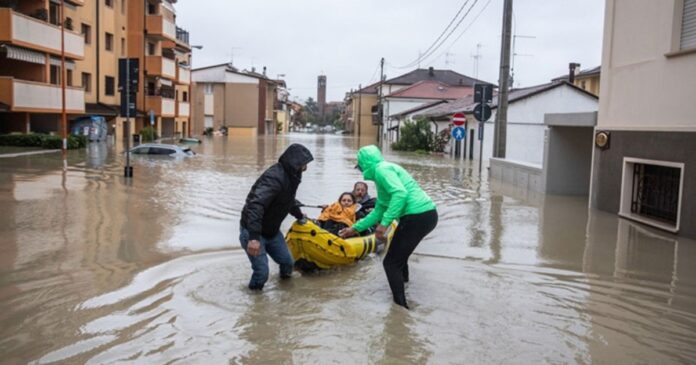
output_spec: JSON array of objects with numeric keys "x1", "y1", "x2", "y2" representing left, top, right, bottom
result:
[
  {"x1": 598, "y1": 0, "x2": 696, "y2": 131},
  {"x1": 471, "y1": 84, "x2": 598, "y2": 165}
]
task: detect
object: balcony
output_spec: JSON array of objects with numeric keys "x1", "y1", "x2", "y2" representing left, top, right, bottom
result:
[
  {"x1": 178, "y1": 102, "x2": 190, "y2": 117},
  {"x1": 146, "y1": 96, "x2": 176, "y2": 117},
  {"x1": 0, "y1": 9, "x2": 84, "y2": 59},
  {"x1": 0, "y1": 77, "x2": 85, "y2": 113},
  {"x1": 145, "y1": 56, "x2": 177, "y2": 80},
  {"x1": 177, "y1": 66, "x2": 191, "y2": 85},
  {"x1": 146, "y1": 15, "x2": 176, "y2": 41}
]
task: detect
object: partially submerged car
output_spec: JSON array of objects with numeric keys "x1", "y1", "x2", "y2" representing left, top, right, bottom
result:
[{"x1": 129, "y1": 143, "x2": 195, "y2": 156}]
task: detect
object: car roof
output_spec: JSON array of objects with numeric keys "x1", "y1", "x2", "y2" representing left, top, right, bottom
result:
[{"x1": 135, "y1": 143, "x2": 181, "y2": 149}]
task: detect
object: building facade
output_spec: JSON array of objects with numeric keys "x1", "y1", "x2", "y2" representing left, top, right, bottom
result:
[
  {"x1": 0, "y1": 0, "x2": 192, "y2": 140},
  {"x1": 590, "y1": 0, "x2": 696, "y2": 237},
  {"x1": 191, "y1": 64, "x2": 279, "y2": 136}
]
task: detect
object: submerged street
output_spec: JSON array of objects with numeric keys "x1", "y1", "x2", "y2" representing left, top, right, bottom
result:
[{"x1": 1, "y1": 134, "x2": 696, "y2": 364}]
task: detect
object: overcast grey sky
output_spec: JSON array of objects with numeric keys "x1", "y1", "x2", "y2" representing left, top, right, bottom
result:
[{"x1": 175, "y1": 0, "x2": 605, "y2": 102}]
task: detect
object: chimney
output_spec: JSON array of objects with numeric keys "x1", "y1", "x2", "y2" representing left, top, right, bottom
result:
[
  {"x1": 251, "y1": 66, "x2": 256, "y2": 73},
  {"x1": 263, "y1": 66, "x2": 267, "y2": 76},
  {"x1": 568, "y1": 63, "x2": 581, "y2": 83},
  {"x1": 428, "y1": 67, "x2": 435, "y2": 77}
]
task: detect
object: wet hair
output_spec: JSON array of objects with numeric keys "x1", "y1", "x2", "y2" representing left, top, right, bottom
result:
[
  {"x1": 338, "y1": 192, "x2": 356, "y2": 204},
  {"x1": 353, "y1": 181, "x2": 368, "y2": 192}
]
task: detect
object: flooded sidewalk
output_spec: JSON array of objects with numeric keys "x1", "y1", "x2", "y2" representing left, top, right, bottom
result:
[{"x1": 1, "y1": 134, "x2": 695, "y2": 364}]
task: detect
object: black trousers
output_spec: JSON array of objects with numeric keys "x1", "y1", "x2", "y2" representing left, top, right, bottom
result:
[{"x1": 383, "y1": 209, "x2": 438, "y2": 308}]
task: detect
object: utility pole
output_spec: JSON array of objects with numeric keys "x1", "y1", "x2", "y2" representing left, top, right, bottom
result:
[
  {"x1": 494, "y1": 0, "x2": 513, "y2": 159},
  {"x1": 378, "y1": 57, "x2": 385, "y2": 144},
  {"x1": 60, "y1": 0, "x2": 67, "y2": 164}
]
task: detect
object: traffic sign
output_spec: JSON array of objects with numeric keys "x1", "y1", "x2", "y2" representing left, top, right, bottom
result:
[
  {"x1": 451, "y1": 126, "x2": 466, "y2": 141},
  {"x1": 474, "y1": 104, "x2": 492, "y2": 122},
  {"x1": 452, "y1": 112, "x2": 467, "y2": 126}
]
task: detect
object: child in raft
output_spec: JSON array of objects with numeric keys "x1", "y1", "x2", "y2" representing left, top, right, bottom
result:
[{"x1": 317, "y1": 192, "x2": 357, "y2": 235}]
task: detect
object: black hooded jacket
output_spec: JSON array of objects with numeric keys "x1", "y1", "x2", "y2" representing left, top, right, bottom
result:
[{"x1": 240, "y1": 144, "x2": 314, "y2": 240}]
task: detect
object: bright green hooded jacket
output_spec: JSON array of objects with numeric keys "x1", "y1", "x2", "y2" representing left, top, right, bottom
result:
[{"x1": 352, "y1": 145, "x2": 436, "y2": 232}]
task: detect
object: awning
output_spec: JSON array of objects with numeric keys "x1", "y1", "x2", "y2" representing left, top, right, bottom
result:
[
  {"x1": 49, "y1": 57, "x2": 76, "y2": 70},
  {"x1": 159, "y1": 78, "x2": 173, "y2": 86},
  {"x1": 0, "y1": 44, "x2": 46, "y2": 65},
  {"x1": 85, "y1": 103, "x2": 118, "y2": 117}
]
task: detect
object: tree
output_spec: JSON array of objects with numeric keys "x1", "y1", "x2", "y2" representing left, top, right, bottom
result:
[{"x1": 391, "y1": 118, "x2": 434, "y2": 152}]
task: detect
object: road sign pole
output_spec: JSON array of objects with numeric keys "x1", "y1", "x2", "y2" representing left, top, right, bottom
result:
[{"x1": 479, "y1": 122, "x2": 484, "y2": 175}]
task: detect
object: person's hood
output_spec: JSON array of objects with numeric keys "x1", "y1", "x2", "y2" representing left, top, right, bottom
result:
[
  {"x1": 356, "y1": 145, "x2": 384, "y2": 181},
  {"x1": 279, "y1": 143, "x2": 314, "y2": 179}
]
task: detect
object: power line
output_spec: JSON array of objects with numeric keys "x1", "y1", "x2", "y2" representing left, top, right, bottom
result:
[
  {"x1": 397, "y1": 0, "x2": 481, "y2": 69},
  {"x1": 393, "y1": 0, "x2": 473, "y2": 69}
]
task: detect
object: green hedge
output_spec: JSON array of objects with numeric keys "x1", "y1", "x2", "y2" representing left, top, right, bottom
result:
[{"x1": 0, "y1": 133, "x2": 87, "y2": 149}]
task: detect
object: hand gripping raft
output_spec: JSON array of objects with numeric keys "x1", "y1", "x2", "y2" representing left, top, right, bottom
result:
[{"x1": 285, "y1": 220, "x2": 397, "y2": 271}]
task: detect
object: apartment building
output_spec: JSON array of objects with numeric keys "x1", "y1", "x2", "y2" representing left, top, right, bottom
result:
[
  {"x1": 590, "y1": 0, "x2": 696, "y2": 237},
  {"x1": 0, "y1": 0, "x2": 86, "y2": 133},
  {"x1": 191, "y1": 63, "x2": 279, "y2": 136},
  {"x1": 0, "y1": 0, "x2": 192, "y2": 140}
]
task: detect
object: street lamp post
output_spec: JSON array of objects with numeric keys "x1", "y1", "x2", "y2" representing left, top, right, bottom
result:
[
  {"x1": 60, "y1": 0, "x2": 67, "y2": 164},
  {"x1": 188, "y1": 45, "x2": 202, "y2": 137}
]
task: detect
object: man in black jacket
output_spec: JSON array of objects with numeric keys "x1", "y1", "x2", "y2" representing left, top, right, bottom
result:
[{"x1": 239, "y1": 143, "x2": 314, "y2": 290}]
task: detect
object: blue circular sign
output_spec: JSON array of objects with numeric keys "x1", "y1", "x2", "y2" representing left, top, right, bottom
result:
[{"x1": 451, "y1": 126, "x2": 466, "y2": 141}]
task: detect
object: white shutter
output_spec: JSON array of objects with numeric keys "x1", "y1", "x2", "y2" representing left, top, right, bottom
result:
[{"x1": 682, "y1": 0, "x2": 696, "y2": 50}]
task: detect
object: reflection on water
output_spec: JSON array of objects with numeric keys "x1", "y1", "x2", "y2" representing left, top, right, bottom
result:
[{"x1": 1, "y1": 134, "x2": 696, "y2": 364}]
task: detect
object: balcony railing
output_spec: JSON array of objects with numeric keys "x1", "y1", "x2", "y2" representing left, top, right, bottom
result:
[
  {"x1": 0, "y1": 8, "x2": 84, "y2": 59},
  {"x1": 146, "y1": 15, "x2": 176, "y2": 41},
  {"x1": 178, "y1": 102, "x2": 190, "y2": 117},
  {"x1": 0, "y1": 77, "x2": 85, "y2": 113},
  {"x1": 146, "y1": 95, "x2": 176, "y2": 117},
  {"x1": 176, "y1": 27, "x2": 189, "y2": 45},
  {"x1": 145, "y1": 56, "x2": 177, "y2": 80}
]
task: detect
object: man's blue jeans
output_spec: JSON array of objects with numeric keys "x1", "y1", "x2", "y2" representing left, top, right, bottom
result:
[{"x1": 239, "y1": 226, "x2": 294, "y2": 289}]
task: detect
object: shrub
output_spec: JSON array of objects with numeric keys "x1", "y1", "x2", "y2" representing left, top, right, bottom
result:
[
  {"x1": 140, "y1": 126, "x2": 158, "y2": 142},
  {"x1": 431, "y1": 127, "x2": 451, "y2": 153},
  {"x1": 0, "y1": 133, "x2": 87, "y2": 149},
  {"x1": 391, "y1": 118, "x2": 434, "y2": 152}
]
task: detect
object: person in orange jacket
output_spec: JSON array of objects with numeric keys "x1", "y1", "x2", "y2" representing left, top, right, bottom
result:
[{"x1": 317, "y1": 192, "x2": 357, "y2": 235}]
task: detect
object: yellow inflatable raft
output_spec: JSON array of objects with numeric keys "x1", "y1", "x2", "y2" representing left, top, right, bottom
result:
[{"x1": 285, "y1": 220, "x2": 397, "y2": 271}]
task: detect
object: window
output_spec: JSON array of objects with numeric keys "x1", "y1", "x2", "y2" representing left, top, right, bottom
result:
[
  {"x1": 183, "y1": 91, "x2": 188, "y2": 102},
  {"x1": 121, "y1": 38, "x2": 126, "y2": 56},
  {"x1": 105, "y1": 33, "x2": 114, "y2": 51},
  {"x1": 105, "y1": 0, "x2": 113, "y2": 7},
  {"x1": 148, "y1": 3, "x2": 157, "y2": 15},
  {"x1": 50, "y1": 65, "x2": 60, "y2": 85},
  {"x1": 82, "y1": 72, "x2": 92, "y2": 93},
  {"x1": 619, "y1": 158, "x2": 685, "y2": 232},
  {"x1": 148, "y1": 42, "x2": 156, "y2": 56},
  {"x1": 66, "y1": 69, "x2": 73, "y2": 87},
  {"x1": 121, "y1": 0, "x2": 126, "y2": 14},
  {"x1": 681, "y1": 0, "x2": 696, "y2": 50},
  {"x1": 204, "y1": 83, "x2": 213, "y2": 94},
  {"x1": 105, "y1": 76, "x2": 115, "y2": 96},
  {"x1": 49, "y1": 2, "x2": 60, "y2": 26},
  {"x1": 81, "y1": 24, "x2": 91, "y2": 45}
]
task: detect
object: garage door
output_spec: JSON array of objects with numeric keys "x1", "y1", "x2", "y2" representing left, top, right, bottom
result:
[{"x1": 161, "y1": 118, "x2": 175, "y2": 138}]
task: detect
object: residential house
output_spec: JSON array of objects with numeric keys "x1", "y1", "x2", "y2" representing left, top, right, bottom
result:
[
  {"x1": 383, "y1": 80, "x2": 474, "y2": 143},
  {"x1": 343, "y1": 82, "x2": 379, "y2": 140},
  {"x1": 416, "y1": 81, "x2": 598, "y2": 165},
  {"x1": 590, "y1": 0, "x2": 696, "y2": 237},
  {"x1": 191, "y1": 63, "x2": 279, "y2": 136},
  {"x1": 0, "y1": 0, "x2": 192, "y2": 140},
  {"x1": 553, "y1": 64, "x2": 601, "y2": 96}
]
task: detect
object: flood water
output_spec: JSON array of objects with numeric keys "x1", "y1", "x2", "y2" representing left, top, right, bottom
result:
[{"x1": 1, "y1": 134, "x2": 696, "y2": 364}]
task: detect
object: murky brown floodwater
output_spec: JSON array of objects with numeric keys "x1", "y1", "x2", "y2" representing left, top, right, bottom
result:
[{"x1": 1, "y1": 134, "x2": 696, "y2": 364}]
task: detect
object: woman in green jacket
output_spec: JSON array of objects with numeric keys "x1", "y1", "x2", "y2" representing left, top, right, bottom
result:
[{"x1": 340, "y1": 145, "x2": 438, "y2": 309}]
